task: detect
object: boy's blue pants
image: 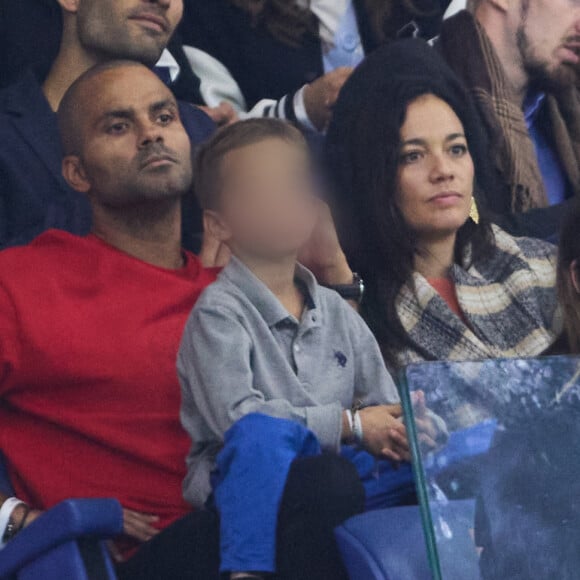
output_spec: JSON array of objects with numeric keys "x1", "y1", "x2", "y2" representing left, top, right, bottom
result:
[{"x1": 212, "y1": 414, "x2": 416, "y2": 573}]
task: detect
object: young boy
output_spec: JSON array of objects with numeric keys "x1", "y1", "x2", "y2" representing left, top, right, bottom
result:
[{"x1": 178, "y1": 119, "x2": 418, "y2": 579}]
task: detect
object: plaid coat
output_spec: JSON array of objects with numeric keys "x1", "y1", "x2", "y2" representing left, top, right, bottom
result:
[{"x1": 392, "y1": 226, "x2": 562, "y2": 371}]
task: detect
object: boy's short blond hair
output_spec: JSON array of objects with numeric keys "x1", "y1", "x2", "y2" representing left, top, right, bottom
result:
[{"x1": 193, "y1": 118, "x2": 307, "y2": 211}]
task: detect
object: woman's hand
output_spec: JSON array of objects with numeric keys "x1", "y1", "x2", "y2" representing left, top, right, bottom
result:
[
  {"x1": 412, "y1": 390, "x2": 446, "y2": 451},
  {"x1": 358, "y1": 404, "x2": 411, "y2": 463},
  {"x1": 299, "y1": 200, "x2": 353, "y2": 285}
]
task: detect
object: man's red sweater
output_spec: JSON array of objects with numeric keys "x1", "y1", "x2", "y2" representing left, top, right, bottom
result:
[{"x1": 0, "y1": 230, "x2": 217, "y2": 552}]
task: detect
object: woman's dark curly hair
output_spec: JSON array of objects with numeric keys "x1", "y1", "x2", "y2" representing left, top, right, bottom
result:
[
  {"x1": 229, "y1": 0, "x2": 447, "y2": 47},
  {"x1": 325, "y1": 39, "x2": 499, "y2": 367}
]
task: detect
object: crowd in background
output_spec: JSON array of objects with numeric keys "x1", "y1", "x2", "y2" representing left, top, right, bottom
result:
[{"x1": 0, "y1": 0, "x2": 580, "y2": 578}]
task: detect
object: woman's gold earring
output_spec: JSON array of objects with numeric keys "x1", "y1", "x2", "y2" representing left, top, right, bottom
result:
[{"x1": 469, "y1": 196, "x2": 480, "y2": 224}]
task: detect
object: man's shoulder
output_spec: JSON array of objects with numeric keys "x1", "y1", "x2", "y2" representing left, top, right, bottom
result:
[
  {"x1": 0, "y1": 72, "x2": 46, "y2": 118},
  {"x1": 194, "y1": 265, "x2": 246, "y2": 314},
  {"x1": 0, "y1": 231, "x2": 89, "y2": 278}
]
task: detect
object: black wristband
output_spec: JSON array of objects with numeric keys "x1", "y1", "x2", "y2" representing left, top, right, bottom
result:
[{"x1": 325, "y1": 273, "x2": 365, "y2": 303}]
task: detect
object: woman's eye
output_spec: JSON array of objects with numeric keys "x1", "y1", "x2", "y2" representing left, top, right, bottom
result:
[
  {"x1": 449, "y1": 144, "x2": 468, "y2": 157},
  {"x1": 400, "y1": 151, "x2": 423, "y2": 165}
]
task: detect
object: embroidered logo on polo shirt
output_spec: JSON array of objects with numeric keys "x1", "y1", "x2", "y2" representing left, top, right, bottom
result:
[{"x1": 334, "y1": 350, "x2": 347, "y2": 368}]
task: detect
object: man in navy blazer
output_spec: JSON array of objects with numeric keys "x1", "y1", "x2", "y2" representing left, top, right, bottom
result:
[{"x1": 0, "y1": 0, "x2": 214, "y2": 252}]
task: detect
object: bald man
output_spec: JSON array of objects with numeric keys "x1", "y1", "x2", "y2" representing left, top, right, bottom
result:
[
  {"x1": 0, "y1": 0, "x2": 214, "y2": 251},
  {"x1": 0, "y1": 61, "x2": 357, "y2": 579}
]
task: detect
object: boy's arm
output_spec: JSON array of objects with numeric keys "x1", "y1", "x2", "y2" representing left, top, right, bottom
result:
[{"x1": 178, "y1": 305, "x2": 344, "y2": 451}]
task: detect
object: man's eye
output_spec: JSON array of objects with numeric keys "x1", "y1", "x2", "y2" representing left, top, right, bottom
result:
[
  {"x1": 157, "y1": 113, "x2": 175, "y2": 125},
  {"x1": 450, "y1": 144, "x2": 468, "y2": 157},
  {"x1": 107, "y1": 122, "x2": 129, "y2": 135}
]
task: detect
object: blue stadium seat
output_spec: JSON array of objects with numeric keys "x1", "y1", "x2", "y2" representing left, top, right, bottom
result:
[
  {"x1": 336, "y1": 500, "x2": 478, "y2": 580},
  {"x1": 0, "y1": 455, "x2": 122, "y2": 579}
]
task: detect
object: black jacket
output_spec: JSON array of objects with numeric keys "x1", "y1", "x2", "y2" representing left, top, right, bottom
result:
[{"x1": 180, "y1": 0, "x2": 451, "y2": 109}]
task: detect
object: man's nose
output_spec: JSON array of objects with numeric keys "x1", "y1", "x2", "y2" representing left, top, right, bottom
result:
[
  {"x1": 138, "y1": 123, "x2": 164, "y2": 148},
  {"x1": 145, "y1": 0, "x2": 171, "y2": 8}
]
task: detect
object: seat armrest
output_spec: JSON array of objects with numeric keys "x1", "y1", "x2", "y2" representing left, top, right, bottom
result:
[{"x1": 0, "y1": 498, "x2": 123, "y2": 578}]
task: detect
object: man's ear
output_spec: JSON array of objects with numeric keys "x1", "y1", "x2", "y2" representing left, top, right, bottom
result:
[
  {"x1": 571, "y1": 260, "x2": 580, "y2": 294},
  {"x1": 203, "y1": 210, "x2": 232, "y2": 243},
  {"x1": 56, "y1": 0, "x2": 80, "y2": 14},
  {"x1": 62, "y1": 156, "x2": 91, "y2": 194}
]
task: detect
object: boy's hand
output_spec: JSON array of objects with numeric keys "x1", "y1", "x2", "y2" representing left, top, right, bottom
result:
[
  {"x1": 299, "y1": 200, "x2": 353, "y2": 285},
  {"x1": 358, "y1": 405, "x2": 411, "y2": 463}
]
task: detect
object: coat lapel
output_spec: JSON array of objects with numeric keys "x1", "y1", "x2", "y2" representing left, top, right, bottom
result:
[{"x1": 3, "y1": 72, "x2": 72, "y2": 196}]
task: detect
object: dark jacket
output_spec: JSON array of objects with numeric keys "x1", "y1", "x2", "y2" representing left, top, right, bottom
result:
[
  {"x1": 180, "y1": 0, "x2": 451, "y2": 109},
  {"x1": 0, "y1": 73, "x2": 215, "y2": 251},
  {"x1": 0, "y1": 0, "x2": 204, "y2": 104}
]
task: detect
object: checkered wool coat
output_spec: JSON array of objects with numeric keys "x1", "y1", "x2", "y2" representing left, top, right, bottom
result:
[{"x1": 392, "y1": 226, "x2": 562, "y2": 371}]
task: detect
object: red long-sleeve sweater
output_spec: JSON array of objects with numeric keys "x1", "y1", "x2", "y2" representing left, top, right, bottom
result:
[{"x1": 0, "y1": 230, "x2": 217, "y2": 554}]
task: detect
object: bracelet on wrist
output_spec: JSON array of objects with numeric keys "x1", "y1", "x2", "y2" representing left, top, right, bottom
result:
[
  {"x1": 345, "y1": 409, "x2": 354, "y2": 440},
  {"x1": 352, "y1": 410, "x2": 364, "y2": 445},
  {"x1": 0, "y1": 497, "x2": 27, "y2": 547}
]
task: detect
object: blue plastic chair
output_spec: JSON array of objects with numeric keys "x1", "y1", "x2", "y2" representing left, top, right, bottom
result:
[
  {"x1": 0, "y1": 455, "x2": 123, "y2": 579},
  {"x1": 335, "y1": 423, "x2": 494, "y2": 579}
]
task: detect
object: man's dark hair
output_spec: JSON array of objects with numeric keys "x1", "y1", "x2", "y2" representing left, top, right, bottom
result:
[
  {"x1": 325, "y1": 39, "x2": 498, "y2": 367},
  {"x1": 193, "y1": 118, "x2": 306, "y2": 211},
  {"x1": 57, "y1": 60, "x2": 151, "y2": 156}
]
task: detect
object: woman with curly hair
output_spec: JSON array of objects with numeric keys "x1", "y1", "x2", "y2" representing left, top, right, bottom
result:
[{"x1": 179, "y1": 0, "x2": 452, "y2": 130}]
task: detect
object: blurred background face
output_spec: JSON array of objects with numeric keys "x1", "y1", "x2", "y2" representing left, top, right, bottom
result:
[
  {"x1": 75, "y1": 66, "x2": 192, "y2": 207},
  {"x1": 215, "y1": 139, "x2": 319, "y2": 259},
  {"x1": 395, "y1": 94, "x2": 474, "y2": 241},
  {"x1": 514, "y1": 0, "x2": 580, "y2": 88},
  {"x1": 76, "y1": 0, "x2": 183, "y2": 66}
]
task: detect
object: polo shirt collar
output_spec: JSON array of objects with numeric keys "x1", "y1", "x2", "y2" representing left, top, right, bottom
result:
[{"x1": 223, "y1": 256, "x2": 321, "y2": 328}]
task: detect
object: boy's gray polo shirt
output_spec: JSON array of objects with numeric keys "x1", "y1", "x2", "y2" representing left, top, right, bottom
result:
[{"x1": 178, "y1": 257, "x2": 399, "y2": 507}]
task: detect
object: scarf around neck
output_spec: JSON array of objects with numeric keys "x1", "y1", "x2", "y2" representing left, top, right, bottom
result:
[{"x1": 440, "y1": 11, "x2": 548, "y2": 211}]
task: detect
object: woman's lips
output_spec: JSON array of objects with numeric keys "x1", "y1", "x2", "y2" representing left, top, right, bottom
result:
[{"x1": 428, "y1": 192, "x2": 463, "y2": 207}]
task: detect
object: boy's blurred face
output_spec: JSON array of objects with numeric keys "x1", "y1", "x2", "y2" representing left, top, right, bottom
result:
[{"x1": 212, "y1": 139, "x2": 319, "y2": 260}]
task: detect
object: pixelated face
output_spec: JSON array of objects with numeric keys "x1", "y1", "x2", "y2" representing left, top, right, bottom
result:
[
  {"x1": 76, "y1": 0, "x2": 183, "y2": 66},
  {"x1": 396, "y1": 94, "x2": 475, "y2": 240},
  {"x1": 514, "y1": 0, "x2": 580, "y2": 88},
  {"x1": 214, "y1": 138, "x2": 319, "y2": 259},
  {"x1": 75, "y1": 66, "x2": 192, "y2": 207}
]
